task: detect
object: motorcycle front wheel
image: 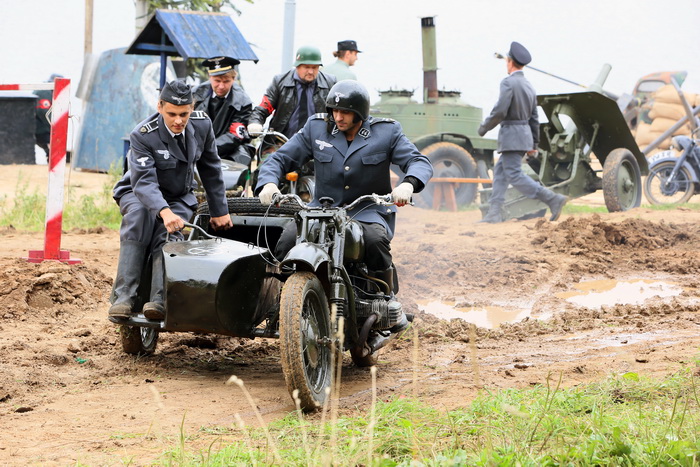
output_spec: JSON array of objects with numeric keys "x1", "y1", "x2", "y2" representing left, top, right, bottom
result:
[
  {"x1": 279, "y1": 272, "x2": 332, "y2": 412},
  {"x1": 644, "y1": 161, "x2": 695, "y2": 205}
]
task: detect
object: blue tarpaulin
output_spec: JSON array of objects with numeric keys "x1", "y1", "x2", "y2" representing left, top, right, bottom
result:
[{"x1": 126, "y1": 10, "x2": 258, "y2": 62}]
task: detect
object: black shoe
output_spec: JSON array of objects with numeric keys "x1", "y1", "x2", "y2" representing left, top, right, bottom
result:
[
  {"x1": 547, "y1": 194, "x2": 568, "y2": 221},
  {"x1": 143, "y1": 302, "x2": 165, "y2": 320},
  {"x1": 108, "y1": 302, "x2": 134, "y2": 319}
]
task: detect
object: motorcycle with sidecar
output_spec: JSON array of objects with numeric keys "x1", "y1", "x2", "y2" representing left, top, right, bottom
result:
[{"x1": 108, "y1": 193, "x2": 410, "y2": 411}]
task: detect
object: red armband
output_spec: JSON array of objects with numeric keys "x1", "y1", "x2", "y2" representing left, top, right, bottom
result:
[
  {"x1": 260, "y1": 95, "x2": 274, "y2": 114},
  {"x1": 229, "y1": 122, "x2": 249, "y2": 140}
]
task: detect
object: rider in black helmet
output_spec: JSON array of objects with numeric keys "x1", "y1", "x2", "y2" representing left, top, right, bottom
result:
[{"x1": 256, "y1": 79, "x2": 433, "y2": 334}]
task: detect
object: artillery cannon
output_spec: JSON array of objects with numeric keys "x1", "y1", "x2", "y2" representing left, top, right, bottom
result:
[{"x1": 479, "y1": 69, "x2": 649, "y2": 220}]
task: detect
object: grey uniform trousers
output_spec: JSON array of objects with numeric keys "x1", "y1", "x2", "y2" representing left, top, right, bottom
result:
[
  {"x1": 489, "y1": 151, "x2": 543, "y2": 207},
  {"x1": 117, "y1": 192, "x2": 193, "y2": 251}
]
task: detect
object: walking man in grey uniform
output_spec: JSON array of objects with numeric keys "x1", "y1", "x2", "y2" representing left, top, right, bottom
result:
[
  {"x1": 478, "y1": 41, "x2": 567, "y2": 223},
  {"x1": 255, "y1": 80, "x2": 432, "y2": 332},
  {"x1": 323, "y1": 40, "x2": 361, "y2": 81},
  {"x1": 247, "y1": 45, "x2": 337, "y2": 138},
  {"x1": 109, "y1": 80, "x2": 233, "y2": 321}
]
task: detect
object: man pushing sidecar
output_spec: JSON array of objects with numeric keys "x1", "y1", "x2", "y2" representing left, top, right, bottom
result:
[{"x1": 255, "y1": 80, "x2": 433, "y2": 331}]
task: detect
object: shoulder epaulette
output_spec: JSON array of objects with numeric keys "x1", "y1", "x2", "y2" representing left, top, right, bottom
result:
[
  {"x1": 370, "y1": 117, "x2": 395, "y2": 125},
  {"x1": 139, "y1": 118, "x2": 159, "y2": 133},
  {"x1": 312, "y1": 112, "x2": 328, "y2": 119},
  {"x1": 190, "y1": 110, "x2": 208, "y2": 119}
]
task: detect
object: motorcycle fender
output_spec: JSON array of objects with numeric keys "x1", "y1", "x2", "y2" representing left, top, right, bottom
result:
[
  {"x1": 648, "y1": 156, "x2": 699, "y2": 182},
  {"x1": 280, "y1": 243, "x2": 330, "y2": 272}
]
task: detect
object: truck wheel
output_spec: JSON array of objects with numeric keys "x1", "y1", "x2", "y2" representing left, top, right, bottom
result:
[
  {"x1": 643, "y1": 161, "x2": 695, "y2": 205},
  {"x1": 417, "y1": 142, "x2": 478, "y2": 208},
  {"x1": 279, "y1": 272, "x2": 332, "y2": 412},
  {"x1": 602, "y1": 148, "x2": 642, "y2": 212},
  {"x1": 120, "y1": 325, "x2": 158, "y2": 355},
  {"x1": 197, "y1": 196, "x2": 301, "y2": 216}
]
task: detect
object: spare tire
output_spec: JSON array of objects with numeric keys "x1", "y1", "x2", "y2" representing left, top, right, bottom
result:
[
  {"x1": 197, "y1": 196, "x2": 302, "y2": 216},
  {"x1": 415, "y1": 142, "x2": 478, "y2": 209}
]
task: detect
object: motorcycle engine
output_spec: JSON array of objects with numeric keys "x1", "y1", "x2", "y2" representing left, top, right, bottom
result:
[{"x1": 355, "y1": 298, "x2": 402, "y2": 330}]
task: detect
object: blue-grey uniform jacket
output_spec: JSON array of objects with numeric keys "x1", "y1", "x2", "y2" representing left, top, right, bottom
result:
[
  {"x1": 255, "y1": 115, "x2": 433, "y2": 239},
  {"x1": 478, "y1": 70, "x2": 539, "y2": 152},
  {"x1": 113, "y1": 111, "x2": 228, "y2": 218},
  {"x1": 193, "y1": 82, "x2": 253, "y2": 159},
  {"x1": 249, "y1": 69, "x2": 336, "y2": 137}
]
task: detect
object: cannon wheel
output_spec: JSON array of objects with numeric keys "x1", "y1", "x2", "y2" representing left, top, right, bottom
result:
[
  {"x1": 643, "y1": 161, "x2": 695, "y2": 205},
  {"x1": 120, "y1": 325, "x2": 158, "y2": 355},
  {"x1": 602, "y1": 148, "x2": 642, "y2": 212},
  {"x1": 416, "y1": 142, "x2": 478, "y2": 208},
  {"x1": 279, "y1": 272, "x2": 332, "y2": 412}
]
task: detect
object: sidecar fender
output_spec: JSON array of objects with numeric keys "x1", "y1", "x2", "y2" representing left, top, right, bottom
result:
[
  {"x1": 280, "y1": 243, "x2": 330, "y2": 272},
  {"x1": 648, "y1": 155, "x2": 699, "y2": 182}
]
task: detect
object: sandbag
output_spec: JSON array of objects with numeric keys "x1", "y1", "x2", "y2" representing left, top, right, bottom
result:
[
  {"x1": 653, "y1": 84, "x2": 698, "y2": 106},
  {"x1": 649, "y1": 102, "x2": 687, "y2": 121}
]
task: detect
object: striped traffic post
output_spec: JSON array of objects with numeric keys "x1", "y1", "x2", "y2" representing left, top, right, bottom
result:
[{"x1": 0, "y1": 78, "x2": 81, "y2": 264}]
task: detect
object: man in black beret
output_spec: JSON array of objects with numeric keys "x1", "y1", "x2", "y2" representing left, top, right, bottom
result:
[
  {"x1": 323, "y1": 40, "x2": 361, "y2": 81},
  {"x1": 478, "y1": 41, "x2": 567, "y2": 223},
  {"x1": 193, "y1": 56, "x2": 254, "y2": 165},
  {"x1": 109, "y1": 79, "x2": 233, "y2": 321}
]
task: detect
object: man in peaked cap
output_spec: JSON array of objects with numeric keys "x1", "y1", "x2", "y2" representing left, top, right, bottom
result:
[
  {"x1": 323, "y1": 40, "x2": 361, "y2": 81},
  {"x1": 109, "y1": 79, "x2": 233, "y2": 321},
  {"x1": 193, "y1": 56, "x2": 255, "y2": 165},
  {"x1": 247, "y1": 45, "x2": 337, "y2": 138},
  {"x1": 477, "y1": 41, "x2": 567, "y2": 223}
]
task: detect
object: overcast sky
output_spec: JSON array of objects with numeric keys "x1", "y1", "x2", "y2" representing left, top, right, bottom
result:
[{"x1": 2, "y1": 0, "x2": 699, "y2": 124}]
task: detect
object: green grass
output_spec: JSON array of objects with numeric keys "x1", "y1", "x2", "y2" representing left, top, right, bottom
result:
[
  {"x1": 147, "y1": 370, "x2": 700, "y2": 466},
  {"x1": 0, "y1": 166, "x2": 122, "y2": 231}
]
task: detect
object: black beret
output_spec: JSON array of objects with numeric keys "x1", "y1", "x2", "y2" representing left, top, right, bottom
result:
[
  {"x1": 508, "y1": 41, "x2": 531, "y2": 66},
  {"x1": 337, "y1": 40, "x2": 361, "y2": 53},
  {"x1": 159, "y1": 80, "x2": 193, "y2": 106},
  {"x1": 201, "y1": 56, "x2": 240, "y2": 76}
]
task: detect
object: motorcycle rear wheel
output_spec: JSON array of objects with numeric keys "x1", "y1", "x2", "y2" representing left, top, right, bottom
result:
[
  {"x1": 279, "y1": 272, "x2": 332, "y2": 412},
  {"x1": 644, "y1": 161, "x2": 695, "y2": 205},
  {"x1": 120, "y1": 325, "x2": 158, "y2": 355}
]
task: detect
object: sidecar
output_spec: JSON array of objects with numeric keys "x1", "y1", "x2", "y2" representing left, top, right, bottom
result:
[{"x1": 109, "y1": 198, "x2": 299, "y2": 355}]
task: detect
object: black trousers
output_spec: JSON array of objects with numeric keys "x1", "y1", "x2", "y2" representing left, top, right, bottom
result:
[{"x1": 275, "y1": 221, "x2": 392, "y2": 271}]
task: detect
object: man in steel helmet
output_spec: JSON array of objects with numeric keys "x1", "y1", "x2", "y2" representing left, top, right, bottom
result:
[
  {"x1": 255, "y1": 80, "x2": 433, "y2": 332},
  {"x1": 247, "y1": 45, "x2": 337, "y2": 138}
]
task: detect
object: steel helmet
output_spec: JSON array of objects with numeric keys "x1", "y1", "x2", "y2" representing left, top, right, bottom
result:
[
  {"x1": 293, "y1": 45, "x2": 323, "y2": 67},
  {"x1": 326, "y1": 80, "x2": 370, "y2": 121}
]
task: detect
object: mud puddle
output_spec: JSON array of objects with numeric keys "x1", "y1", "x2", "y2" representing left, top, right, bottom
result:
[{"x1": 555, "y1": 279, "x2": 682, "y2": 308}]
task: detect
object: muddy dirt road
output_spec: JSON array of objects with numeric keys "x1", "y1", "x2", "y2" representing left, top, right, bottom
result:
[{"x1": 1, "y1": 167, "x2": 699, "y2": 464}]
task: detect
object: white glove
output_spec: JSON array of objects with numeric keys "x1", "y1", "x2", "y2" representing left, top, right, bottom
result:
[
  {"x1": 391, "y1": 182, "x2": 414, "y2": 207},
  {"x1": 247, "y1": 123, "x2": 263, "y2": 135},
  {"x1": 259, "y1": 183, "x2": 281, "y2": 205}
]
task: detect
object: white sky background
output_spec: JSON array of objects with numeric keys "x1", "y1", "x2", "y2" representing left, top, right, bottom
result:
[{"x1": 1, "y1": 0, "x2": 699, "y2": 127}]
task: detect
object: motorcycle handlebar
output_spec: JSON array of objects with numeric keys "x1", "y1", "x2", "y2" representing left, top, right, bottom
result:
[{"x1": 272, "y1": 193, "x2": 395, "y2": 210}]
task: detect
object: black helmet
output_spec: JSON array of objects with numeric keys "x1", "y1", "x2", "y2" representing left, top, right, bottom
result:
[{"x1": 325, "y1": 80, "x2": 370, "y2": 122}]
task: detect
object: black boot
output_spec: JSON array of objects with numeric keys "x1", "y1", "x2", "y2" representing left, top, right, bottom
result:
[
  {"x1": 109, "y1": 240, "x2": 147, "y2": 319},
  {"x1": 143, "y1": 249, "x2": 165, "y2": 320},
  {"x1": 375, "y1": 268, "x2": 410, "y2": 335},
  {"x1": 477, "y1": 203, "x2": 503, "y2": 223},
  {"x1": 537, "y1": 189, "x2": 568, "y2": 221}
]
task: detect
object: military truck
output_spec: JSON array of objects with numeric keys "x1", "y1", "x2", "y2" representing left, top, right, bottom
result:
[{"x1": 370, "y1": 16, "x2": 497, "y2": 208}]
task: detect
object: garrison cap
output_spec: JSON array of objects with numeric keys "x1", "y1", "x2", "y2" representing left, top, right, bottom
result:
[
  {"x1": 507, "y1": 41, "x2": 531, "y2": 66},
  {"x1": 337, "y1": 40, "x2": 361, "y2": 53},
  {"x1": 201, "y1": 56, "x2": 240, "y2": 76},
  {"x1": 159, "y1": 80, "x2": 193, "y2": 106}
]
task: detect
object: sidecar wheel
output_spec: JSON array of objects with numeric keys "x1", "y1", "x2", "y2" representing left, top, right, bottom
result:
[
  {"x1": 120, "y1": 325, "x2": 158, "y2": 356},
  {"x1": 643, "y1": 161, "x2": 695, "y2": 205},
  {"x1": 279, "y1": 272, "x2": 332, "y2": 412}
]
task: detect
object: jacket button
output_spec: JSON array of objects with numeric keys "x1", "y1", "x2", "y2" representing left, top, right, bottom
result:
[
  {"x1": 344, "y1": 166, "x2": 350, "y2": 171},
  {"x1": 344, "y1": 185, "x2": 350, "y2": 190}
]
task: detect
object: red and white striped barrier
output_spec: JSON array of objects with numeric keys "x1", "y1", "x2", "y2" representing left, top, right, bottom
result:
[{"x1": 0, "y1": 79, "x2": 81, "y2": 264}]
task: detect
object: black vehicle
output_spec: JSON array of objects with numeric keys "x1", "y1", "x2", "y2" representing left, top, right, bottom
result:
[
  {"x1": 109, "y1": 194, "x2": 409, "y2": 412},
  {"x1": 644, "y1": 134, "x2": 700, "y2": 205}
]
